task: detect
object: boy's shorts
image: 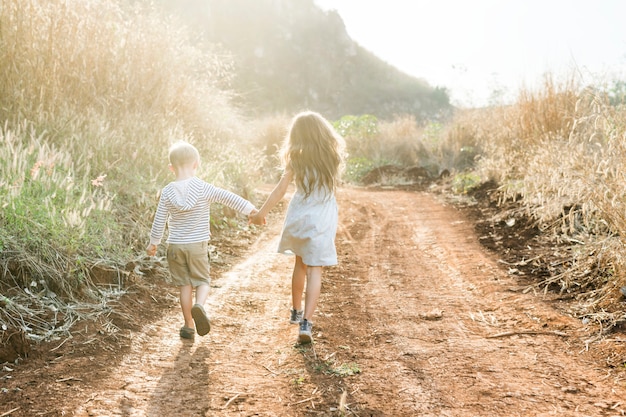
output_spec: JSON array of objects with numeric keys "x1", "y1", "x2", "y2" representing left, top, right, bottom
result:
[{"x1": 166, "y1": 241, "x2": 211, "y2": 287}]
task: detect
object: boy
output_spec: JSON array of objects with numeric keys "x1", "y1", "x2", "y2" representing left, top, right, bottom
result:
[{"x1": 146, "y1": 141, "x2": 257, "y2": 341}]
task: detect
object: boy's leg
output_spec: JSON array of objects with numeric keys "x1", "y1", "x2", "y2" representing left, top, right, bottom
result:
[
  {"x1": 302, "y1": 265, "x2": 322, "y2": 321},
  {"x1": 291, "y1": 256, "x2": 307, "y2": 311},
  {"x1": 180, "y1": 284, "x2": 194, "y2": 329},
  {"x1": 186, "y1": 242, "x2": 212, "y2": 336},
  {"x1": 195, "y1": 283, "x2": 210, "y2": 306},
  {"x1": 191, "y1": 283, "x2": 211, "y2": 336},
  {"x1": 168, "y1": 244, "x2": 195, "y2": 331}
]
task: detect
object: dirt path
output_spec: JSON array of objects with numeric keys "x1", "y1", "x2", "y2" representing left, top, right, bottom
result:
[{"x1": 3, "y1": 186, "x2": 626, "y2": 416}]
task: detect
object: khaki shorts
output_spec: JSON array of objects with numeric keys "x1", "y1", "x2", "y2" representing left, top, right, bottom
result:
[{"x1": 166, "y1": 241, "x2": 211, "y2": 287}]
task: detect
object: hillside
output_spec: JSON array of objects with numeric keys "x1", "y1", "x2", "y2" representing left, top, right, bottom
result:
[{"x1": 158, "y1": 0, "x2": 452, "y2": 120}]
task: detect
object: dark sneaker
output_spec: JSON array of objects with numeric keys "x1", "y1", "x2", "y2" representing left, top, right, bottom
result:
[
  {"x1": 298, "y1": 319, "x2": 313, "y2": 344},
  {"x1": 191, "y1": 304, "x2": 211, "y2": 336},
  {"x1": 290, "y1": 308, "x2": 303, "y2": 324},
  {"x1": 180, "y1": 326, "x2": 195, "y2": 340}
]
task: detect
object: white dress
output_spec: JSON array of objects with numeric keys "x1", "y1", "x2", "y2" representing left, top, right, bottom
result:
[{"x1": 277, "y1": 185, "x2": 338, "y2": 266}]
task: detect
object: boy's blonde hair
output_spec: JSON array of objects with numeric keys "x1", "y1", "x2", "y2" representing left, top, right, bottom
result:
[
  {"x1": 282, "y1": 111, "x2": 345, "y2": 198},
  {"x1": 169, "y1": 141, "x2": 200, "y2": 169}
]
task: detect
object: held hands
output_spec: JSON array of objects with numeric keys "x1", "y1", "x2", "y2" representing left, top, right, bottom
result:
[
  {"x1": 248, "y1": 209, "x2": 266, "y2": 226},
  {"x1": 146, "y1": 243, "x2": 158, "y2": 257}
]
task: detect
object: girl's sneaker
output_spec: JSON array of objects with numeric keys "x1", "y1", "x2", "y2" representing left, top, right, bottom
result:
[
  {"x1": 290, "y1": 308, "x2": 303, "y2": 324},
  {"x1": 298, "y1": 319, "x2": 313, "y2": 344}
]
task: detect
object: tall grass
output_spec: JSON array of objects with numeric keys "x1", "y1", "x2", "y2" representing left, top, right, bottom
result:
[
  {"x1": 447, "y1": 74, "x2": 626, "y2": 327},
  {"x1": 0, "y1": 0, "x2": 236, "y2": 133},
  {"x1": 248, "y1": 114, "x2": 291, "y2": 183},
  {"x1": 0, "y1": 0, "x2": 262, "y2": 341},
  {"x1": 0, "y1": 122, "x2": 118, "y2": 284}
]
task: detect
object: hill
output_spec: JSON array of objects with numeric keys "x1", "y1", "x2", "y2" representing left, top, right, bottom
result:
[{"x1": 158, "y1": 0, "x2": 452, "y2": 120}]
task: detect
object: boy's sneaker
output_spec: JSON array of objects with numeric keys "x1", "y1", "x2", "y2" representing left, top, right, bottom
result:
[
  {"x1": 290, "y1": 308, "x2": 303, "y2": 324},
  {"x1": 298, "y1": 319, "x2": 313, "y2": 344},
  {"x1": 179, "y1": 326, "x2": 195, "y2": 341},
  {"x1": 191, "y1": 304, "x2": 211, "y2": 336}
]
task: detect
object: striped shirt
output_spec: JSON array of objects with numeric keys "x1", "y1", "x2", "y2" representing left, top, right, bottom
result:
[{"x1": 150, "y1": 177, "x2": 256, "y2": 245}]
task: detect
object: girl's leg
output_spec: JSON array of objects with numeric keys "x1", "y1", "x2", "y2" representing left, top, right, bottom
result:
[
  {"x1": 180, "y1": 284, "x2": 194, "y2": 328},
  {"x1": 303, "y1": 266, "x2": 322, "y2": 321},
  {"x1": 292, "y1": 256, "x2": 307, "y2": 311}
]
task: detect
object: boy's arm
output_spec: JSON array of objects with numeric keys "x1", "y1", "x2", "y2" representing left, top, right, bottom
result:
[
  {"x1": 146, "y1": 243, "x2": 158, "y2": 257},
  {"x1": 147, "y1": 192, "x2": 168, "y2": 255},
  {"x1": 206, "y1": 184, "x2": 256, "y2": 215}
]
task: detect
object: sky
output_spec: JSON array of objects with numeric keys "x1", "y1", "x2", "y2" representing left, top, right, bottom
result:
[{"x1": 314, "y1": 0, "x2": 626, "y2": 107}]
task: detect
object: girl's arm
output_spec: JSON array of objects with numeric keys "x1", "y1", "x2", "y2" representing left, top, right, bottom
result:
[{"x1": 250, "y1": 169, "x2": 293, "y2": 225}]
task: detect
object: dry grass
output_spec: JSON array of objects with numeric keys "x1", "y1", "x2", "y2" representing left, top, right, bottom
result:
[
  {"x1": 447, "y1": 74, "x2": 626, "y2": 329},
  {"x1": 249, "y1": 114, "x2": 291, "y2": 182},
  {"x1": 0, "y1": 0, "x2": 237, "y2": 136}
]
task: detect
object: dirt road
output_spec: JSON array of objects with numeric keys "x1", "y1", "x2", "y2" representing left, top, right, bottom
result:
[{"x1": 3, "y1": 186, "x2": 626, "y2": 416}]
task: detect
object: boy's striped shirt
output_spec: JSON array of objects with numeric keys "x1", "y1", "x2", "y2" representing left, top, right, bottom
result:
[{"x1": 150, "y1": 177, "x2": 255, "y2": 245}]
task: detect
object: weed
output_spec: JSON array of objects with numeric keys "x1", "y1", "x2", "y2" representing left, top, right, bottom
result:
[
  {"x1": 292, "y1": 375, "x2": 306, "y2": 386},
  {"x1": 451, "y1": 173, "x2": 482, "y2": 194},
  {"x1": 344, "y1": 156, "x2": 377, "y2": 183},
  {"x1": 329, "y1": 362, "x2": 361, "y2": 377}
]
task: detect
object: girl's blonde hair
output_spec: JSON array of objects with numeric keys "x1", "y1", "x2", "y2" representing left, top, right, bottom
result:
[
  {"x1": 169, "y1": 141, "x2": 200, "y2": 169},
  {"x1": 282, "y1": 111, "x2": 345, "y2": 197}
]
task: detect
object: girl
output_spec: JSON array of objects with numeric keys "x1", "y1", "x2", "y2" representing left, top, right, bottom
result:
[{"x1": 250, "y1": 111, "x2": 345, "y2": 344}]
